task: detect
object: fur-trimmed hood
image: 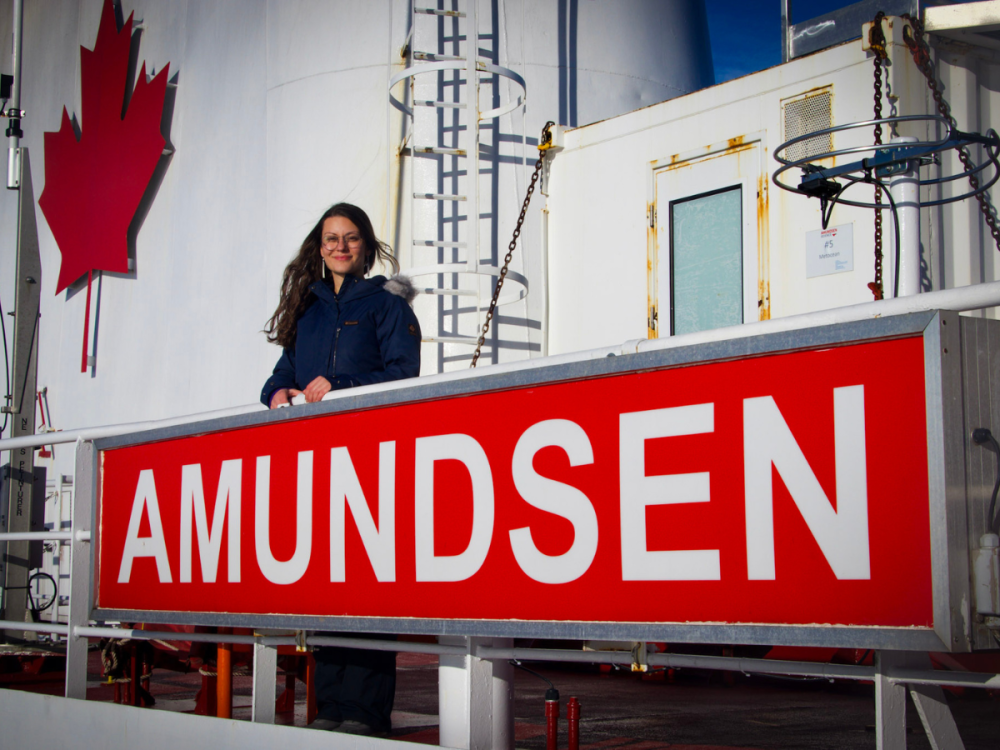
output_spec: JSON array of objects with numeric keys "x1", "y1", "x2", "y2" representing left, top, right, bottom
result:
[{"x1": 381, "y1": 274, "x2": 417, "y2": 304}]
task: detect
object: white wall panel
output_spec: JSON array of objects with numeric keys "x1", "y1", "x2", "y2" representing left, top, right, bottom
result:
[
  {"x1": 0, "y1": 0, "x2": 714, "y2": 480},
  {"x1": 546, "y1": 42, "x2": 895, "y2": 355}
]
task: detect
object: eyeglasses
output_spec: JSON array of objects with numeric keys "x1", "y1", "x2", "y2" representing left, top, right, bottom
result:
[{"x1": 322, "y1": 234, "x2": 363, "y2": 250}]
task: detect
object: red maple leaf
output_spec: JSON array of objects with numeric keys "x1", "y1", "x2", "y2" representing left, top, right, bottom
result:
[{"x1": 39, "y1": 0, "x2": 170, "y2": 294}]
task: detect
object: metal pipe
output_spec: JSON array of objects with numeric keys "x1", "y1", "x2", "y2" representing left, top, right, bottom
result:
[
  {"x1": 567, "y1": 696, "x2": 580, "y2": 750},
  {"x1": 477, "y1": 645, "x2": 872, "y2": 679},
  {"x1": 6, "y1": 0, "x2": 23, "y2": 189},
  {"x1": 648, "y1": 652, "x2": 874, "y2": 681},
  {"x1": 480, "y1": 646, "x2": 634, "y2": 666},
  {"x1": 308, "y1": 634, "x2": 467, "y2": 656},
  {"x1": 545, "y1": 690, "x2": 559, "y2": 750},
  {"x1": 632, "y1": 278, "x2": 1000, "y2": 356},
  {"x1": 477, "y1": 645, "x2": 1000, "y2": 689},
  {"x1": 0, "y1": 530, "x2": 89, "y2": 542},
  {"x1": 69, "y1": 626, "x2": 469, "y2": 656},
  {"x1": 0, "y1": 402, "x2": 263, "y2": 452},
  {"x1": 540, "y1": 205, "x2": 550, "y2": 357},
  {"x1": 77, "y1": 626, "x2": 273, "y2": 646},
  {"x1": 0, "y1": 619, "x2": 69, "y2": 635},
  {"x1": 216, "y1": 627, "x2": 232, "y2": 719},
  {"x1": 886, "y1": 668, "x2": 1000, "y2": 690},
  {"x1": 780, "y1": 0, "x2": 791, "y2": 63},
  {"x1": 890, "y1": 136, "x2": 920, "y2": 297}
]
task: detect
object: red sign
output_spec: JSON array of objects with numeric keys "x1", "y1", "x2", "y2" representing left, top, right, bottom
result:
[{"x1": 96, "y1": 336, "x2": 932, "y2": 630}]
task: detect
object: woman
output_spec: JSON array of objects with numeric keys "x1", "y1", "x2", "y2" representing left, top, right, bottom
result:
[
  {"x1": 261, "y1": 202, "x2": 421, "y2": 409},
  {"x1": 261, "y1": 203, "x2": 420, "y2": 735}
]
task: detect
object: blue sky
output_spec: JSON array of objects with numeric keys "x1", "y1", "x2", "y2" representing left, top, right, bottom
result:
[{"x1": 706, "y1": 1, "x2": 856, "y2": 83}]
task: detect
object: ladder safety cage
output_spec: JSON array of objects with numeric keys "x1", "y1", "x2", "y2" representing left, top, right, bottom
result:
[{"x1": 389, "y1": 0, "x2": 528, "y2": 363}]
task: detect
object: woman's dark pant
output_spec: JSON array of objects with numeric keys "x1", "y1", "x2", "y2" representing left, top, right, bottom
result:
[{"x1": 313, "y1": 633, "x2": 396, "y2": 732}]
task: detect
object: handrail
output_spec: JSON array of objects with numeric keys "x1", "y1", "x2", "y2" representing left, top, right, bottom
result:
[
  {"x1": 0, "y1": 621, "x2": 469, "y2": 657},
  {"x1": 4, "y1": 279, "x2": 1000, "y2": 454},
  {"x1": 0, "y1": 402, "x2": 263, "y2": 452},
  {"x1": 474, "y1": 644, "x2": 1000, "y2": 689},
  {"x1": 633, "y1": 278, "x2": 1000, "y2": 356},
  {"x1": 0, "y1": 619, "x2": 69, "y2": 635},
  {"x1": 5, "y1": 618, "x2": 996, "y2": 691},
  {"x1": 0, "y1": 530, "x2": 90, "y2": 542}
]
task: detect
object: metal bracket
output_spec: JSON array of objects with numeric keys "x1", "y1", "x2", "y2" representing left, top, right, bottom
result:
[{"x1": 631, "y1": 641, "x2": 649, "y2": 673}]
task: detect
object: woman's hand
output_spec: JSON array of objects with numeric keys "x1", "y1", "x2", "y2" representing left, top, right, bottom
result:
[
  {"x1": 269, "y1": 388, "x2": 301, "y2": 408},
  {"x1": 302, "y1": 376, "x2": 332, "y2": 403}
]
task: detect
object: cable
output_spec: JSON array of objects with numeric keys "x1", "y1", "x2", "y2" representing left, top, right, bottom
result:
[
  {"x1": 876, "y1": 181, "x2": 903, "y2": 300},
  {"x1": 0, "y1": 292, "x2": 10, "y2": 436},
  {"x1": 819, "y1": 180, "x2": 849, "y2": 230},
  {"x1": 2, "y1": 571, "x2": 59, "y2": 624},
  {"x1": 815, "y1": 175, "x2": 901, "y2": 299},
  {"x1": 26, "y1": 570, "x2": 57, "y2": 614},
  {"x1": 509, "y1": 659, "x2": 556, "y2": 691},
  {"x1": 971, "y1": 428, "x2": 1000, "y2": 535}
]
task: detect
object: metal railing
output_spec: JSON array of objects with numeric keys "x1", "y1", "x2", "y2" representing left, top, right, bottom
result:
[
  {"x1": 4, "y1": 285, "x2": 1000, "y2": 740},
  {"x1": 2, "y1": 608, "x2": 999, "y2": 691},
  {"x1": 5, "y1": 278, "x2": 1000, "y2": 455}
]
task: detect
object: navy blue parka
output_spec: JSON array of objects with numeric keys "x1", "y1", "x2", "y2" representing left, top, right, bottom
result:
[{"x1": 260, "y1": 274, "x2": 421, "y2": 407}]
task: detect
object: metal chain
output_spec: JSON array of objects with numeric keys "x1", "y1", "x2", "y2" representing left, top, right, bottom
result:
[
  {"x1": 470, "y1": 121, "x2": 555, "y2": 368},
  {"x1": 901, "y1": 13, "x2": 1000, "y2": 251},
  {"x1": 868, "y1": 11, "x2": 887, "y2": 301}
]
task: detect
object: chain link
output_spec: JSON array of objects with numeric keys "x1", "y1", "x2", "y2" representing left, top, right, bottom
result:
[
  {"x1": 901, "y1": 13, "x2": 1000, "y2": 251},
  {"x1": 470, "y1": 121, "x2": 555, "y2": 368},
  {"x1": 868, "y1": 11, "x2": 887, "y2": 301}
]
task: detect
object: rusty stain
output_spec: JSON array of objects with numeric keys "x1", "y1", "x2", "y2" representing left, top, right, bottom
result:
[
  {"x1": 788, "y1": 85, "x2": 830, "y2": 99},
  {"x1": 647, "y1": 201, "x2": 659, "y2": 339},
  {"x1": 756, "y1": 171, "x2": 771, "y2": 321},
  {"x1": 664, "y1": 142, "x2": 753, "y2": 173}
]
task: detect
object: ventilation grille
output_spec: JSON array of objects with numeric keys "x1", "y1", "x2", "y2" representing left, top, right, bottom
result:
[{"x1": 783, "y1": 91, "x2": 833, "y2": 162}]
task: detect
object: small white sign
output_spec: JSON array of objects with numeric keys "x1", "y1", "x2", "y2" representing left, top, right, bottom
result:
[{"x1": 806, "y1": 224, "x2": 854, "y2": 278}]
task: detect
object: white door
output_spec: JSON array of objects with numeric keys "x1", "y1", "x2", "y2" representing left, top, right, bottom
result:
[{"x1": 652, "y1": 141, "x2": 764, "y2": 337}]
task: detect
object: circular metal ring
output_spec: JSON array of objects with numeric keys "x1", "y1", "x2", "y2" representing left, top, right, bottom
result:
[
  {"x1": 772, "y1": 117, "x2": 1000, "y2": 210},
  {"x1": 389, "y1": 59, "x2": 526, "y2": 120},
  {"x1": 406, "y1": 263, "x2": 529, "y2": 310},
  {"x1": 773, "y1": 114, "x2": 952, "y2": 167}
]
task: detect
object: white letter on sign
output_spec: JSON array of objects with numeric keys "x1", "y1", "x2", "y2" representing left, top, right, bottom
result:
[
  {"x1": 743, "y1": 385, "x2": 870, "y2": 580},
  {"x1": 255, "y1": 453, "x2": 313, "y2": 585},
  {"x1": 619, "y1": 404, "x2": 720, "y2": 581},
  {"x1": 180, "y1": 460, "x2": 242, "y2": 583},
  {"x1": 509, "y1": 420, "x2": 598, "y2": 583},
  {"x1": 330, "y1": 443, "x2": 396, "y2": 582},
  {"x1": 414, "y1": 434, "x2": 494, "y2": 582},
  {"x1": 118, "y1": 469, "x2": 173, "y2": 583}
]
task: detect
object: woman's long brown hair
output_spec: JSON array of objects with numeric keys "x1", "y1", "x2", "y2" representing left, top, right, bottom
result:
[{"x1": 263, "y1": 203, "x2": 398, "y2": 349}]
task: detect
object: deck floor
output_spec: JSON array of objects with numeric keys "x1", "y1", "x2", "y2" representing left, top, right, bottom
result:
[{"x1": 4, "y1": 645, "x2": 999, "y2": 748}]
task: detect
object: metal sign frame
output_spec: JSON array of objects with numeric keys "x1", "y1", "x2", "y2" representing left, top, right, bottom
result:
[{"x1": 86, "y1": 310, "x2": 968, "y2": 652}]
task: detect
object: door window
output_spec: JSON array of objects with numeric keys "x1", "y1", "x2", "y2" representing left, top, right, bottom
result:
[{"x1": 670, "y1": 186, "x2": 743, "y2": 335}]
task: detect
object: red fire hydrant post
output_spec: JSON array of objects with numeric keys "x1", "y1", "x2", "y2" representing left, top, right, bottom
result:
[
  {"x1": 567, "y1": 696, "x2": 580, "y2": 750},
  {"x1": 545, "y1": 687, "x2": 560, "y2": 750}
]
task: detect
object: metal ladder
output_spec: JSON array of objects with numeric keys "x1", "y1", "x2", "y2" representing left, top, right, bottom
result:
[{"x1": 390, "y1": 0, "x2": 526, "y2": 370}]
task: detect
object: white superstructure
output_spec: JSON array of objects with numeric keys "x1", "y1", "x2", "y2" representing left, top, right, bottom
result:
[{"x1": 0, "y1": 0, "x2": 714, "y2": 484}]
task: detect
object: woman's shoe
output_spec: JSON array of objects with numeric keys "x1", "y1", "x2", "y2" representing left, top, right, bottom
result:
[
  {"x1": 334, "y1": 720, "x2": 373, "y2": 735},
  {"x1": 309, "y1": 718, "x2": 342, "y2": 731}
]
